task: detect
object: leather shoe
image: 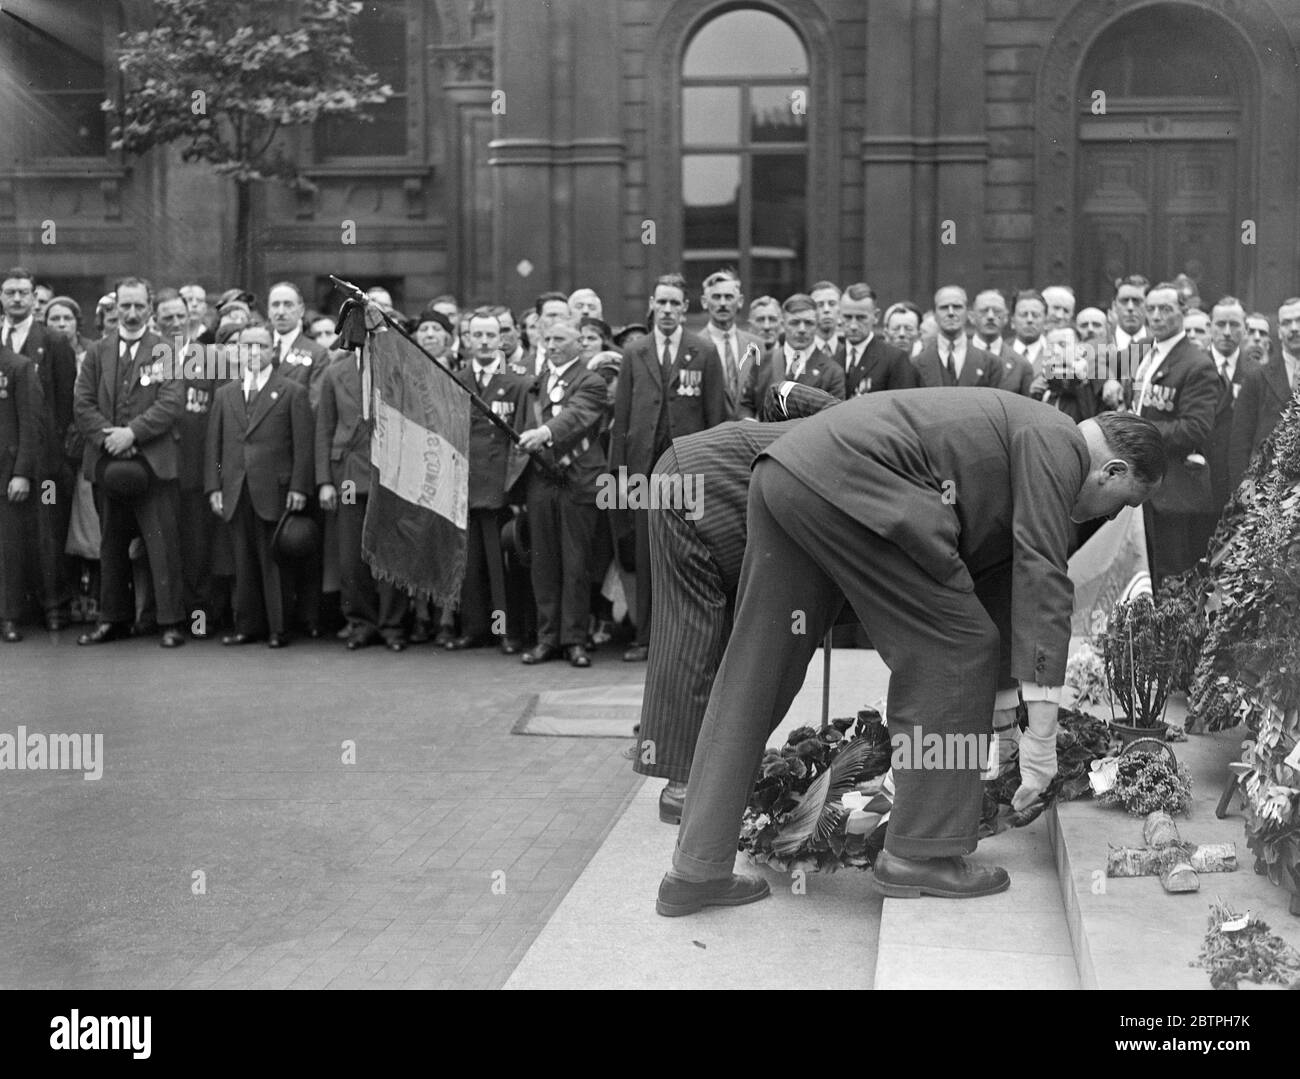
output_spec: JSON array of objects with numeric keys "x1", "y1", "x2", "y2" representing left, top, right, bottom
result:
[
  {"x1": 346, "y1": 628, "x2": 380, "y2": 651},
  {"x1": 433, "y1": 627, "x2": 455, "y2": 647},
  {"x1": 221, "y1": 632, "x2": 261, "y2": 646},
  {"x1": 78, "y1": 622, "x2": 129, "y2": 646},
  {"x1": 1, "y1": 620, "x2": 22, "y2": 643},
  {"x1": 656, "y1": 872, "x2": 771, "y2": 917},
  {"x1": 871, "y1": 849, "x2": 1011, "y2": 899},
  {"x1": 566, "y1": 645, "x2": 591, "y2": 668},
  {"x1": 336, "y1": 623, "x2": 354, "y2": 640},
  {"x1": 499, "y1": 637, "x2": 522, "y2": 655},
  {"x1": 521, "y1": 643, "x2": 559, "y2": 665},
  {"x1": 386, "y1": 638, "x2": 407, "y2": 653},
  {"x1": 445, "y1": 634, "x2": 486, "y2": 651},
  {"x1": 623, "y1": 644, "x2": 648, "y2": 662},
  {"x1": 159, "y1": 627, "x2": 186, "y2": 648},
  {"x1": 659, "y1": 781, "x2": 686, "y2": 825},
  {"x1": 267, "y1": 633, "x2": 289, "y2": 648}
]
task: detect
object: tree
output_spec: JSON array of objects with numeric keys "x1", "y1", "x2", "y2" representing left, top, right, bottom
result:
[{"x1": 105, "y1": 0, "x2": 393, "y2": 287}]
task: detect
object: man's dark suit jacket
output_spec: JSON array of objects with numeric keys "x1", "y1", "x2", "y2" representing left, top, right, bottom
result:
[
  {"x1": 740, "y1": 344, "x2": 845, "y2": 419},
  {"x1": 74, "y1": 329, "x2": 185, "y2": 483},
  {"x1": 974, "y1": 337, "x2": 1036, "y2": 397},
  {"x1": 315, "y1": 355, "x2": 374, "y2": 499},
  {"x1": 273, "y1": 332, "x2": 331, "y2": 411},
  {"x1": 524, "y1": 362, "x2": 609, "y2": 503},
  {"x1": 206, "y1": 366, "x2": 313, "y2": 522},
  {"x1": 453, "y1": 365, "x2": 531, "y2": 510},
  {"x1": 172, "y1": 336, "x2": 218, "y2": 493},
  {"x1": 1230, "y1": 352, "x2": 1293, "y2": 482},
  {"x1": 1134, "y1": 336, "x2": 1220, "y2": 516},
  {"x1": 912, "y1": 335, "x2": 997, "y2": 389},
  {"x1": 0, "y1": 346, "x2": 41, "y2": 486},
  {"x1": 762, "y1": 388, "x2": 1089, "y2": 686},
  {"x1": 609, "y1": 331, "x2": 727, "y2": 477},
  {"x1": 16, "y1": 321, "x2": 76, "y2": 477},
  {"x1": 842, "y1": 336, "x2": 919, "y2": 396},
  {"x1": 1204, "y1": 350, "x2": 1258, "y2": 508}
]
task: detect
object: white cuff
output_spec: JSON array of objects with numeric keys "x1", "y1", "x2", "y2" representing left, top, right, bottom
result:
[{"x1": 1020, "y1": 682, "x2": 1063, "y2": 703}]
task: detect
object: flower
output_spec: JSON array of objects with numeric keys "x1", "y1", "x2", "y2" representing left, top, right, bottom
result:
[
  {"x1": 762, "y1": 758, "x2": 790, "y2": 779},
  {"x1": 787, "y1": 726, "x2": 817, "y2": 746},
  {"x1": 817, "y1": 726, "x2": 844, "y2": 745}
]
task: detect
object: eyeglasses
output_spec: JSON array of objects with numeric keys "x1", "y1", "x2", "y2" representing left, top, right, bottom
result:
[{"x1": 1, "y1": 288, "x2": 33, "y2": 298}]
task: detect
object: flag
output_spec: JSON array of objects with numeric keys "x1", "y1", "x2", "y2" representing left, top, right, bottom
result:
[
  {"x1": 362, "y1": 329, "x2": 470, "y2": 607},
  {"x1": 1067, "y1": 504, "x2": 1152, "y2": 637}
]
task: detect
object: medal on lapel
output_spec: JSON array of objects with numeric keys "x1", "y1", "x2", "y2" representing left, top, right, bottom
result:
[
  {"x1": 678, "y1": 369, "x2": 702, "y2": 397},
  {"x1": 0, "y1": 372, "x2": 8, "y2": 399},
  {"x1": 549, "y1": 383, "x2": 565, "y2": 404}
]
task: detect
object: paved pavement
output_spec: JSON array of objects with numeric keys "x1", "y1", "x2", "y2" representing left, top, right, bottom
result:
[{"x1": 0, "y1": 632, "x2": 645, "y2": 989}]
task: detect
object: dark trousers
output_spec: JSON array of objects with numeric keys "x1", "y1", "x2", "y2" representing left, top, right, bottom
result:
[
  {"x1": 337, "y1": 496, "x2": 404, "y2": 637},
  {"x1": 285, "y1": 497, "x2": 323, "y2": 632},
  {"x1": 672, "y1": 460, "x2": 999, "y2": 881},
  {"x1": 461, "y1": 506, "x2": 513, "y2": 639},
  {"x1": 0, "y1": 495, "x2": 35, "y2": 620},
  {"x1": 98, "y1": 478, "x2": 185, "y2": 626},
  {"x1": 178, "y1": 487, "x2": 215, "y2": 620},
  {"x1": 633, "y1": 505, "x2": 654, "y2": 647},
  {"x1": 229, "y1": 491, "x2": 288, "y2": 636},
  {"x1": 1144, "y1": 506, "x2": 1201, "y2": 589},
  {"x1": 526, "y1": 483, "x2": 598, "y2": 647},
  {"x1": 34, "y1": 461, "x2": 74, "y2": 613},
  {"x1": 635, "y1": 498, "x2": 732, "y2": 782}
]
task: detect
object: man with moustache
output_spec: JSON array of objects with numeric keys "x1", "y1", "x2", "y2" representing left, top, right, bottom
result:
[
  {"x1": 913, "y1": 286, "x2": 994, "y2": 388},
  {"x1": 611, "y1": 273, "x2": 727, "y2": 661},
  {"x1": 700, "y1": 269, "x2": 764, "y2": 418},
  {"x1": 568, "y1": 289, "x2": 603, "y2": 321},
  {"x1": 838, "y1": 283, "x2": 918, "y2": 396},
  {"x1": 1133, "y1": 282, "x2": 1221, "y2": 586},
  {"x1": 0, "y1": 337, "x2": 40, "y2": 642},
  {"x1": 445, "y1": 309, "x2": 530, "y2": 654},
  {"x1": 972, "y1": 288, "x2": 1034, "y2": 396},
  {"x1": 656, "y1": 391, "x2": 1166, "y2": 915},
  {"x1": 2, "y1": 266, "x2": 77, "y2": 629},
  {"x1": 73, "y1": 278, "x2": 187, "y2": 648},
  {"x1": 517, "y1": 321, "x2": 609, "y2": 668},
  {"x1": 207, "y1": 325, "x2": 312, "y2": 648},
  {"x1": 1041, "y1": 285, "x2": 1076, "y2": 332},
  {"x1": 740, "y1": 295, "x2": 846, "y2": 417},
  {"x1": 1231, "y1": 298, "x2": 1300, "y2": 481}
]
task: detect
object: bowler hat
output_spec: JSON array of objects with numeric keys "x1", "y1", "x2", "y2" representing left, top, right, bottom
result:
[
  {"x1": 96, "y1": 456, "x2": 151, "y2": 500},
  {"x1": 271, "y1": 509, "x2": 320, "y2": 563},
  {"x1": 760, "y1": 381, "x2": 840, "y2": 422},
  {"x1": 501, "y1": 508, "x2": 532, "y2": 568}
]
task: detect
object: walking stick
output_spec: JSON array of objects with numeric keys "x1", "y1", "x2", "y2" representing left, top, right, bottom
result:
[
  {"x1": 821, "y1": 627, "x2": 833, "y2": 727},
  {"x1": 328, "y1": 275, "x2": 568, "y2": 488}
]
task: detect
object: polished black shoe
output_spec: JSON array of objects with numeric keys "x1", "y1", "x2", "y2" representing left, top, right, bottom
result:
[
  {"x1": 385, "y1": 638, "x2": 407, "y2": 653},
  {"x1": 78, "y1": 622, "x2": 129, "y2": 646},
  {"x1": 1, "y1": 620, "x2": 22, "y2": 643},
  {"x1": 656, "y1": 872, "x2": 771, "y2": 917},
  {"x1": 871, "y1": 850, "x2": 1011, "y2": 899},
  {"x1": 521, "y1": 643, "x2": 559, "y2": 665},
  {"x1": 221, "y1": 632, "x2": 261, "y2": 646},
  {"x1": 346, "y1": 628, "x2": 380, "y2": 651},
  {"x1": 499, "y1": 637, "x2": 522, "y2": 656},
  {"x1": 566, "y1": 644, "x2": 592, "y2": 668},
  {"x1": 622, "y1": 644, "x2": 649, "y2": 662},
  {"x1": 336, "y1": 624, "x2": 354, "y2": 641},
  {"x1": 159, "y1": 627, "x2": 186, "y2": 648},
  {"x1": 659, "y1": 782, "x2": 686, "y2": 825},
  {"x1": 445, "y1": 634, "x2": 486, "y2": 651},
  {"x1": 267, "y1": 633, "x2": 290, "y2": 649},
  {"x1": 433, "y1": 627, "x2": 455, "y2": 648}
]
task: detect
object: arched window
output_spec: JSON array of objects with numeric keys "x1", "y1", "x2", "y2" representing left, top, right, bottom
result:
[
  {"x1": 680, "y1": 7, "x2": 809, "y2": 298},
  {"x1": 1, "y1": 0, "x2": 109, "y2": 158},
  {"x1": 316, "y1": 0, "x2": 411, "y2": 159}
]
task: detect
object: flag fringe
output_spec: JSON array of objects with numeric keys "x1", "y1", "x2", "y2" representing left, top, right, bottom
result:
[{"x1": 363, "y1": 548, "x2": 466, "y2": 613}]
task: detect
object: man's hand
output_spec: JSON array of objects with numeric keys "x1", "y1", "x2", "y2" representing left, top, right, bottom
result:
[
  {"x1": 1012, "y1": 700, "x2": 1059, "y2": 811},
  {"x1": 7, "y1": 476, "x2": 30, "y2": 503},
  {"x1": 1101, "y1": 379, "x2": 1124, "y2": 409},
  {"x1": 209, "y1": 491, "x2": 223, "y2": 516},
  {"x1": 102, "y1": 426, "x2": 136, "y2": 456},
  {"x1": 518, "y1": 427, "x2": 551, "y2": 453},
  {"x1": 286, "y1": 490, "x2": 307, "y2": 513},
  {"x1": 319, "y1": 483, "x2": 338, "y2": 511},
  {"x1": 1028, "y1": 373, "x2": 1049, "y2": 399}
]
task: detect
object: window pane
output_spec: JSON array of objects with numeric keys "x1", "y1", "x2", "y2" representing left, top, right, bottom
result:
[
  {"x1": 683, "y1": 10, "x2": 808, "y2": 78},
  {"x1": 683, "y1": 154, "x2": 741, "y2": 258},
  {"x1": 750, "y1": 86, "x2": 806, "y2": 143},
  {"x1": 751, "y1": 154, "x2": 806, "y2": 294},
  {"x1": 683, "y1": 87, "x2": 740, "y2": 146},
  {"x1": 316, "y1": 0, "x2": 408, "y2": 158},
  {"x1": 1082, "y1": 5, "x2": 1240, "y2": 100}
]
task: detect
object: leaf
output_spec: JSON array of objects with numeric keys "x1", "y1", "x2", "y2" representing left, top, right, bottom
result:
[{"x1": 770, "y1": 738, "x2": 878, "y2": 856}]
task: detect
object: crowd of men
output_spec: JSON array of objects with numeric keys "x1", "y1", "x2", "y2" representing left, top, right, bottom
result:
[{"x1": 1, "y1": 263, "x2": 1297, "y2": 661}]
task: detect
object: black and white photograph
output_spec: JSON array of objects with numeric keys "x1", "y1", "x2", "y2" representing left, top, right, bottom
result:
[{"x1": 2, "y1": 0, "x2": 1300, "y2": 1033}]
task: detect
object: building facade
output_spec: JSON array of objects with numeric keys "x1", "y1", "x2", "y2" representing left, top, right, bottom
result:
[{"x1": 2, "y1": 0, "x2": 1297, "y2": 324}]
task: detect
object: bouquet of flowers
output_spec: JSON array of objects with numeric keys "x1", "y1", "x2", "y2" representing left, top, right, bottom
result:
[
  {"x1": 1097, "y1": 750, "x2": 1193, "y2": 817},
  {"x1": 739, "y1": 709, "x2": 893, "y2": 873}
]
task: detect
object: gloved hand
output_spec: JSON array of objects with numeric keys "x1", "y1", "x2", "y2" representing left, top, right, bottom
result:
[{"x1": 1012, "y1": 702, "x2": 1059, "y2": 811}]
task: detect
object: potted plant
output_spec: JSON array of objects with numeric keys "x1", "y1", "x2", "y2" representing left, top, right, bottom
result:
[{"x1": 1100, "y1": 594, "x2": 1181, "y2": 744}]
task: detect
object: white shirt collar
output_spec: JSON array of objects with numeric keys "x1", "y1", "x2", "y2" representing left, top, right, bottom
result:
[
  {"x1": 1282, "y1": 351, "x2": 1299, "y2": 390},
  {"x1": 1212, "y1": 346, "x2": 1239, "y2": 380},
  {"x1": 653, "y1": 326, "x2": 683, "y2": 355},
  {"x1": 817, "y1": 332, "x2": 840, "y2": 355},
  {"x1": 473, "y1": 356, "x2": 501, "y2": 381},
  {"x1": 547, "y1": 356, "x2": 580, "y2": 380},
  {"x1": 1115, "y1": 326, "x2": 1146, "y2": 350},
  {"x1": 243, "y1": 363, "x2": 272, "y2": 396},
  {"x1": 4, "y1": 312, "x2": 33, "y2": 332},
  {"x1": 846, "y1": 334, "x2": 873, "y2": 362},
  {"x1": 275, "y1": 328, "x2": 300, "y2": 354},
  {"x1": 1150, "y1": 330, "x2": 1185, "y2": 363},
  {"x1": 783, "y1": 342, "x2": 807, "y2": 368},
  {"x1": 118, "y1": 326, "x2": 147, "y2": 345}
]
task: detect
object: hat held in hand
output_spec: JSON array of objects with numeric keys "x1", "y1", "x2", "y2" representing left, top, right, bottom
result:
[
  {"x1": 272, "y1": 509, "x2": 320, "y2": 563},
  {"x1": 95, "y1": 455, "x2": 150, "y2": 500}
]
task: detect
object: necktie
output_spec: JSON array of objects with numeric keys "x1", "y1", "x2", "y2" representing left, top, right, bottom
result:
[
  {"x1": 942, "y1": 345, "x2": 954, "y2": 384},
  {"x1": 478, "y1": 369, "x2": 489, "y2": 393},
  {"x1": 661, "y1": 340, "x2": 673, "y2": 378},
  {"x1": 723, "y1": 335, "x2": 737, "y2": 398},
  {"x1": 1, "y1": 325, "x2": 9, "y2": 350},
  {"x1": 246, "y1": 378, "x2": 259, "y2": 406}
]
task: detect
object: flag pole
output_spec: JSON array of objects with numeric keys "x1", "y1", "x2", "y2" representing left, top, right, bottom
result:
[{"x1": 328, "y1": 275, "x2": 568, "y2": 488}]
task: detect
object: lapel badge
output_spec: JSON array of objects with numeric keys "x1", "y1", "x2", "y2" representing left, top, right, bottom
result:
[
  {"x1": 270, "y1": 390, "x2": 279, "y2": 401},
  {"x1": 549, "y1": 384, "x2": 565, "y2": 404}
]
